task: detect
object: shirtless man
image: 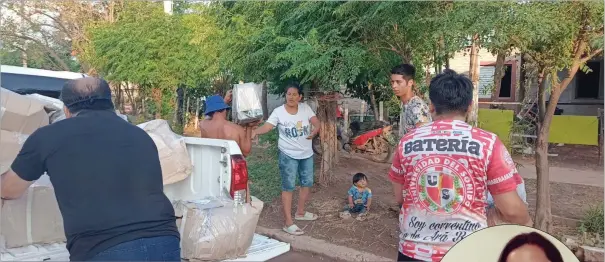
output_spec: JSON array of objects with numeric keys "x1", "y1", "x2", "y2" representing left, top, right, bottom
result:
[{"x1": 199, "y1": 94, "x2": 253, "y2": 156}]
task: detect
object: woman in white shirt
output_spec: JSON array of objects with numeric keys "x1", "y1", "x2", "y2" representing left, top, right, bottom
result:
[{"x1": 253, "y1": 83, "x2": 320, "y2": 235}]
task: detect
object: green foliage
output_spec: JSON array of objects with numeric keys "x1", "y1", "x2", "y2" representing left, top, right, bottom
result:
[
  {"x1": 75, "y1": 0, "x2": 602, "y2": 125},
  {"x1": 89, "y1": 2, "x2": 207, "y2": 89},
  {"x1": 247, "y1": 132, "x2": 280, "y2": 202},
  {"x1": 579, "y1": 202, "x2": 604, "y2": 237},
  {"x1": 522, "y1": 1, "x2": 603, "y2": 72},
  {"x1": 0, "y1": 44, "x2": 80, "y2": 72}
]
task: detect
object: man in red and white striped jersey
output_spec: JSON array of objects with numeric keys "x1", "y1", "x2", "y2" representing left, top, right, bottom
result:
[{"x1": 389, "y1": 70, "x2": 531, "y2": 262}]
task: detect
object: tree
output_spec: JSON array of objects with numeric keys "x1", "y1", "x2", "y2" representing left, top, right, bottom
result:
[
  {"x1": 215, "y1": 1, "x2": 377, "y2": 184},
  {"x1": 271, "y1": 2, "x2": 370, "y2": 184},
  {"x1": 523, "y1": 1, "x2": 603, "y2": 232},
  {"x1": 87, "y1": 1, "x2": 210, "y2": 120},
  {"x1": 0, "y1": 1, "x2": 122, "y2": 73},
  {"x1": 446, "y1": 2, "x2": 510, "y2": 125}
]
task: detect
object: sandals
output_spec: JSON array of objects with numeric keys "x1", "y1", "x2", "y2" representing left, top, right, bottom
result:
[
  {"x1": 295, "y1": 211, "x2": 318, "y2": 221},
  {"x1": 283, "y1": 224, "x2": 304, "y2": 235},
  {"x1": 282, "y1": 212, "x2": 318, "y2": 235}
]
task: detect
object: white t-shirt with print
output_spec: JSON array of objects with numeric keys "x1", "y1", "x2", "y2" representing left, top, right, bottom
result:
[{"x1": 267, "y1": 103, "x2": 316, "y2": 160}]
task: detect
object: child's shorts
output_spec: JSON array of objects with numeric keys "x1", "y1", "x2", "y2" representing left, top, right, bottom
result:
[
  {"x1": 278, "y1": 151, "x2": 314, "y2": 192},
  {"x1": 343, "y1": 204, "x2": 366, "y2": 214}
]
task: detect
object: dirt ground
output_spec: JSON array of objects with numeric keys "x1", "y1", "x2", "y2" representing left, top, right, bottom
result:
[
  {"x1": 526, "y1": 144, "x2": 602, "y2": 171},
  {"x1": 258, "y1": 153, "x2": 604, "y2": 260},
  {"x1": 268, "y1": 251, "x2": 341, "y2": 262},
  {"x1": 183, "y1": 125, "x2": 602, "y2": 258}
]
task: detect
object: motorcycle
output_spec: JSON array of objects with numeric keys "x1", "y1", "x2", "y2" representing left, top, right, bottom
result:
[{"x1": 313, "y1": 119, "x2": 394, "y2": 163}]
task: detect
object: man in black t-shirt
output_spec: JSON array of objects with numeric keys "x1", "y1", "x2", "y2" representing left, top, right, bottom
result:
[{"x1": 0, "y1": 77, "x2": 180, "y2": 261}]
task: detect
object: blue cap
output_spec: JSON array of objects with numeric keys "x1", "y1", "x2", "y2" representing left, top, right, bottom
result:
[{"x1": 204, "y1": 95, "x2": 230, "y2": 115}]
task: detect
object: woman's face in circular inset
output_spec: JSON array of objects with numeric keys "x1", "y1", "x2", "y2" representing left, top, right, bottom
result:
[{"x1": 506, "y1": 244, "x2": 551, "y2": 262}]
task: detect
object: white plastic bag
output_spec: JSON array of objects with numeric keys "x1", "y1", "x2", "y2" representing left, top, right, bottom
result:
[{"x1": 231, "y1": 83, "x2": 263, "y2": 124}]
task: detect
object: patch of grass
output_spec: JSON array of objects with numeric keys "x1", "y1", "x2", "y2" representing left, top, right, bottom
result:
[
  {"x1": 579, "y1": 202, "x2": 604, "y2": 236},
  {"x1": 248, "y1": 132, "x2": 281, "y2": 203}
]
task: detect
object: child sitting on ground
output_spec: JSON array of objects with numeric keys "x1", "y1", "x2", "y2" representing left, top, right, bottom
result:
[{"x1": 341, "y1": 173, "x2": 372, "y2": 220}]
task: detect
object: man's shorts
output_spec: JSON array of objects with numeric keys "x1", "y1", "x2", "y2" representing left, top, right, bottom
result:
[
  {"x1": 487, "y1": 181, "x2": 527, "y2": 209},
  {"x1": 278, "y1": 151, "x2": 314, "y2": 192}
]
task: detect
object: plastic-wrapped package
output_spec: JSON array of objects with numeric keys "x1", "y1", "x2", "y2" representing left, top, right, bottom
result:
[
  {"x1": 25, "y1": 94, "x2": 66, "y2": 124},
  {"x1": 0, "y1": 175, "x2": 65, "y2": 249},
  {"x1": 231, "y1": 83, "x2": 264, "y2": 124},
  {"x1": 0, "y1": 88, "x2": 49, "y2": 135},
  {"x1": 0, "y1": 89, "x2": 49, "y2": 174},
  {"x1": 25, "y1": 94, "x2": 129, "y2": 124},
  {"x1": 137, "y1": 119, "x2": 192, "y2": 185},
  {"x1": 0, "y1": 130, "x2": 29, "y2": 174},
  {"x1": 174, "y1": 196, "x2": 264, "y2": 261}
]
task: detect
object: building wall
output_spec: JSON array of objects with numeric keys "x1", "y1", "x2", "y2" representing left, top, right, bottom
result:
[
  {"x1": 447, "y1": 49, "x2": 603, "y2": 116},
  {"x1": 448, "y1": 48, "x2": 499, "y2": 76},
  {"x1": 447, "y1": 48, "x2": 522, "y2": 111},
  {"x1": 551, "y1": 60, "x2": 604, "y2": 116}
]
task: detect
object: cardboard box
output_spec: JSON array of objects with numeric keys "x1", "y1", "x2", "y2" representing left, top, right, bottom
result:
[
  {"x1": 0, "y1": 130, "x2": 29, "y2": 174},
  {"x1": 1, "y1": 175, "x2": 65, "y2": 248},
  {"x1": 174, "y1": 197, "x2": 264, "y2": 261},
  {"x1": 1, "y1": 88, "x2": 49, "y2": 135},
  {"x1": 137, "y1": 120, "x2": 192, "y2": 185}
]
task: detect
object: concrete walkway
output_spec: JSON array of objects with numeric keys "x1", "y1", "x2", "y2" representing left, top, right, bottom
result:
[{"x1": 517, "y1": 165, "x2": 604, "y2": 188}]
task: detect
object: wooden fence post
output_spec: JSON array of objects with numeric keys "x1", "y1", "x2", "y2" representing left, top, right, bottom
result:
[
  {"x1": 360, "y1": 101, "x2": 365, "y2": 122},
  {"x1": 379, "y1": 101, "x2": 384, "y2": 121}
]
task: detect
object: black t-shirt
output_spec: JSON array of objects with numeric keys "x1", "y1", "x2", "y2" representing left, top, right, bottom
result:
[{"x1": 11, "y1": 110, "x2": 179, "y2": 261}]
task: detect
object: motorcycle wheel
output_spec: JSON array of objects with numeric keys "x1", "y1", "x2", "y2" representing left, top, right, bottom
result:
[
  {"x1": 372, "y1": 137, "x2": 394, "y2": 163},
  {"x1": 312, "y1": 136, "x2": 343, "y2": 156}
]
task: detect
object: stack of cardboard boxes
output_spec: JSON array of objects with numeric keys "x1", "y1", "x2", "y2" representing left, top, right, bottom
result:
[{"x1": 0, "y1": 88, "x2": 66, "y2": 249}]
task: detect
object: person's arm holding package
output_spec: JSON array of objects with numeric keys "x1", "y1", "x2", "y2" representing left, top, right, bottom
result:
[
  {"x1": 1, "y1": 132, "x2": 45, "y2": 199},
  {"x1": 487, "y1": 138, "x2": 532, "y2": 226},
  {"x1": 389, "y1": 142, "x2": 405, "y2": 207},
  {"x1": 224, "y1": 90, "x2": 233, "y2": 105},
  {"x1": 234, "y1": 124, "x2": 253, "y2": 157},
  {"x1": 252, "y1": 108, "x2": 278, "y2": 137}
]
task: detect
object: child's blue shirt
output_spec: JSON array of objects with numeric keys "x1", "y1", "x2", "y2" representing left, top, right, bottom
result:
[{"x1": 348, "y1": 186, "x2": 372, "y2": 205}]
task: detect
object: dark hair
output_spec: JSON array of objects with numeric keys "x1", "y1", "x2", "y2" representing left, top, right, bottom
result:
[
  {"x1": 498, "y1": 232, "x2": 564, "y2": 262},
  {"x1": 285, "y1": 82, "x2": 303, "y2": 95},
  {"x1": 60, "y1": 77, "x2": 114, "y2": 114},
  {"x1": 352, "y1": 173, "x2": 368, "y2": 185},
  {"x1": 390, "y1": 64, "x2": 416, "y2": 80},
  {"x1": 206, "y1": 109, "x2": 226, "y2": 117},
  {"x1": 428, "y1": 69, "x2": 473, "y2": 115}
]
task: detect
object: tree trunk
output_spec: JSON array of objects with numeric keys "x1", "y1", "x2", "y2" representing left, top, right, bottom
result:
[
  {"x1": 466, "y1": 33, "x2": 480, "y2": 126},
  {"x1": 315, "y1": 82, "x2": 338, "y2": 186},
  {"x1": 438, "y1": 36, "x2": 445, "y2": 74},
  {"x1": 517, "y1": 53, "x2": 527, "y2": 112},
  {"x1": 368, "y1": 82, "x2": 380, "y2": 120},
  {"x1": 21, "y1": 47, "x2": 27, "y2": 68},
  {"x1": 261, "y1": 81, "x2": 269, "y2": 120},
  {"x1": 492, "y1": 51, "x2": 506, "y2": 101},
  {"x1": 534, "y1": 69, "x2": 552, "y2": 232},
  {"x1": 175, "y1": 86, "x2": 184, "y2": 127},
  {"x1": 152, "y1": 88, "x2": 162, "y2": 119},
  {"x1": 534, "y1": 37, "x2": 594, "y2": 231}
]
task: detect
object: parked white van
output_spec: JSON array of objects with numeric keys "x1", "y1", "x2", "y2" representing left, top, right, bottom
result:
[{"x1": 0, "y1": 65, "x2": 86, "y2": 98}]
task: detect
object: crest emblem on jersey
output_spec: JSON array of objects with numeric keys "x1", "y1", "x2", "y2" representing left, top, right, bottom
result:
[{"x1": 419, "y1": 167, "x2": 464, "y2": 214}]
